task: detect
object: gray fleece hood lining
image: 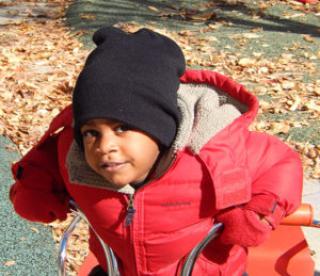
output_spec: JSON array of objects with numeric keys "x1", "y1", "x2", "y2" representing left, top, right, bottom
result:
[{"x1": 66, "y1": 83, "x2": 247, "y2": 193}]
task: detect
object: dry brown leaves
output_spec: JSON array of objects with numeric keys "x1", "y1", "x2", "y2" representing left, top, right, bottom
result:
[
  {"x1": 147, "y1": 1, "x2": 217, "y2": 22},
  {"x1": 0, "y1": 19, "x2": 88, "y2": 154}
]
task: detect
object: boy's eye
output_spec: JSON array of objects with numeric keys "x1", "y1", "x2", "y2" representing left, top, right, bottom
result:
[
  {"x1": 114, "y1": 124, "x2": 132, "y2": 133},
  {"x1": 82, "y1": 129, "x2": 99, "y2": 139}
]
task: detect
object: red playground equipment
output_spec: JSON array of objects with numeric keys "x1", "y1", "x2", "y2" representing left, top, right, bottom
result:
[{"x1": 59, "y1": 203, "x2": 319, "y2": 276}]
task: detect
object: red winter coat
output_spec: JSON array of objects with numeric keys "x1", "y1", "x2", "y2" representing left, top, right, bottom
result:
[{"x1": 10, "y1": 70, "x2": 303, "y2": 275}]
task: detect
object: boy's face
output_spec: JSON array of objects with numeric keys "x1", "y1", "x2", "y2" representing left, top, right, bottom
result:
[{"x1": 80, "y1": 118, "x2": 160, "y2": 188}]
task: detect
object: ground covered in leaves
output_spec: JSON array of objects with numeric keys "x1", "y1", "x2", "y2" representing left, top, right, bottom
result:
[{"x1": 0, "y1": 0, "x2": 319, "y2": 274}]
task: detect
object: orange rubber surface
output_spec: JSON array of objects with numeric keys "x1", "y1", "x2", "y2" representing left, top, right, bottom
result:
[{"x1": 247, "y1": 225, "x2": 314, "y2": 276}]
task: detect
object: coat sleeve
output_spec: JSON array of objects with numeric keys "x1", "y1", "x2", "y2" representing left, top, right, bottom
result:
[
  {"x1": 216, "y1": 131, "x2": 303, "y2": 247},
  {"x1": 245, "y1": 131, "x2": 303, "y2": 215},
  {"x1": 10, "y1": 133, "x2": 70, "y2": 223}
]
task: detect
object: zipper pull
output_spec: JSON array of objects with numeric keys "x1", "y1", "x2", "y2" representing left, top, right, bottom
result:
[{"x1": 125, "y1": 194, "x2": 136, "y2": 227}]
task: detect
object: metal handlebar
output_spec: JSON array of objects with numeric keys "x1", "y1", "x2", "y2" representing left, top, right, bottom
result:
[
  {"x1": 58, "y1": 201, "x2": 120, "y2": 276},
  {"x1": 58, "y1": 213, "x2": 82, "y2": 276},
  {"x1": 181, "y1": 223, "x2": 223, "y2": 276}
]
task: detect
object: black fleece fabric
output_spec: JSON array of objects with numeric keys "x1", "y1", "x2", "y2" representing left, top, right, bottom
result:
[{"x1": 73, "y1": 26, "x2": 186, "y2": 148}]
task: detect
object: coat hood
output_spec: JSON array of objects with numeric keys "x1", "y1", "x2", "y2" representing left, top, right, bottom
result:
[{"x1": 66, "y1": 70, "x2": 259, "y2": 194}]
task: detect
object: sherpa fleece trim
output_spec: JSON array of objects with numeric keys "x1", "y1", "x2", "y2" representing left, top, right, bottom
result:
[
  {"x1": 66, "y1": 83, "x2": 247, "y2": 193},
  {"x1": 174, "y1": 84, "x2": 247, "y2": 153}
]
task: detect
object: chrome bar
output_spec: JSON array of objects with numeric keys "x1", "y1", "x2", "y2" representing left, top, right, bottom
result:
[
  {"x1": 181, "y1": 223, "x2": 223, "y2": 276},
  {"x1": 58, "y1": 213, "x2": 82, "y2": 276},
  {"x1": 58, "y1": 202, "x2": 120, "y2": 276},
  {"x1": 76, "y1": 210, "x2": 120, "y2": 276}
]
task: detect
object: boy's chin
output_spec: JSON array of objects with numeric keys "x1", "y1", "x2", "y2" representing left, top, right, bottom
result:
[
  {"x1": 109, "y1": 180, "x2": 130, "y2": 189},
  {"x1": 99, "y1": 171, "x2": 148, "y2": 188},
  {"x1": 102, "y1": 176, "x2": 132, "y2": 189}
]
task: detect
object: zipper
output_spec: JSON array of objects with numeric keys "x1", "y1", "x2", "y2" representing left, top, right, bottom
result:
[
  {"x1": 125, "y1": 194, "x2": 136, "y2": 227},
  {"x1": 125, "y1": 193, "x2": 140, "y2": 276}
]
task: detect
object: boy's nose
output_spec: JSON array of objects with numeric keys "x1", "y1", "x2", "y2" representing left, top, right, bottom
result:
[{"x1": 97, "y1": 132, "x2": 119, "y2": 154}]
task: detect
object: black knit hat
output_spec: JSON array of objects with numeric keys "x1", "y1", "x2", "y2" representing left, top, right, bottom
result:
[{"x1": 73, "y1": 26, "x2": 186, "y2": 148}]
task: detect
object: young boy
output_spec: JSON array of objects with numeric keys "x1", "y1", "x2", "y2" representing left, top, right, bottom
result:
[{"x1": 10, "y1": 26, "x2": 303, "y2": 275}]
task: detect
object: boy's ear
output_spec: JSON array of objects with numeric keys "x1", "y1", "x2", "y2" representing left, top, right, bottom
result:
[{"x1": 74, "y1": 125, "x2": 85, "y2": 151}]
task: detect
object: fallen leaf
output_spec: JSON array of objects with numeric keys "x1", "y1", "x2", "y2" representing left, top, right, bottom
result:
[
  {"x1": 314, "y1": 87, "x2": 320, "y2": 96},
  {"x1": 178, "y1": 30, "x2": 194, "y2": 37},
  {"x1": 259, "y1": 2, "x2": 268, "y2": 10},
  {"x1": 269, "y1": 122, "x2": 290, "y2": 134},
  {"x1": 79, "y1": 13, "x2": 96, "y2": 21},
  {"x1": 258, "y1": 67, "x2": 269, "y2": 74},
  {"x1": 284, "y1": 13, "x2": 305, "y2": 19},
  {"x1": 148, "y1": 6, "x2": 159, "y2": 12},
  {"x1": 187, "y1": 12, "x2": 216, "y2": 21},
  {"x1": 30, "y1": 227, "x2": 39, "y2": 233},
  {"x1": 238, "y1": 58, "x2": 256, "y2": 66},
  {"x1": 287, "y1": 96, "x2": 302, "y2": 111},
  {"x1": 306, "y1": 148, "x2": 319, "y2": 159},
  {"x1": 282, "y1": 81, "x2": 295, "y2": 90},
  {"x1": 251, "y1": 27, "x2": 263, "y2": 33},
  {"x1": 4, "y1": 260, "x2": 16, "y2": 266},
  {"x1": 303, "y1": 100, "x2": 320, "y2": 112},
  {"x1": 6, "y1": 9, "x2": 19, "y2": 16},
  {"x1": 303, "y1": 35, "x2": 315, "y2": 43},
  {"x1": 242, "y1": 33, "x2": 260, "y2": 39}
]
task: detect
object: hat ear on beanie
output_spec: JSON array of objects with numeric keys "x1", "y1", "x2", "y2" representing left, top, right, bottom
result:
[
  {"x1": 92, "y1": 26, "x2": 128, "y2": 46},
  {"x1": 73, "y1": 26, "x2": 186, "y2": 148}
]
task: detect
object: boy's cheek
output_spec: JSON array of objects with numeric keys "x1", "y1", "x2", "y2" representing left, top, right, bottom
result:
[{"x1": 84, "y1": 151, "x2": 99, "y2": 173}]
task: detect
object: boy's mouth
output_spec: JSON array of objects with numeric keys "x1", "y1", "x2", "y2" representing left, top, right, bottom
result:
[{"x1": 100, "y1": 161, "x2": 128, "y2": 172}]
